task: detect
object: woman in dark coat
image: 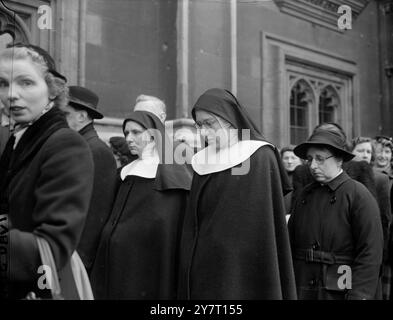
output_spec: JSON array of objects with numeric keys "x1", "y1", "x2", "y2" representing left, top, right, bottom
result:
[
  {"x1": 373, "y1": 136, "x2": 393, "y2": 299},
  {"x1": 177, "y1": 88, "x2": 297, "y2": 300},
  {"x1": 288, "y1": 130, "x2": 383, "y2": 300},
  {"x1": 280, "y1": 145, "x2": 303, "y2": 215},
  {"x1": 0, "y1": 45, "x2": 94, "y2": 299},
  {"x1": 350, "y1": 137, "x2": 392, "y2": 300},
  {"x1": 90, "y1": 111, "x2": 192, "y2": 300}
]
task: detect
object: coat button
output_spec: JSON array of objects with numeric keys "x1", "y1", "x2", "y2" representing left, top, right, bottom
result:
[
  {"x1": 301, "y1": 199, "x2": 306, "y2": 204},
  {"x1": 330, "y1": 196, "x2": 336, "y2": 204},
  {"x1": 309, "y1": 279, "x2": 317, "y2": 286},
  {"x1": 312, "y1": 241, "x2": 320, "y2": 250}
]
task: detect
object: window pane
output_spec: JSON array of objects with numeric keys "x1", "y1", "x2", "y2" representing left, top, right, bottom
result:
[
  {"x1": 290, "y1": 81, "x2": 310, "y2": 145},
  {"x1": 319, "y1": 87, "x2": 338, "y2": 124}
]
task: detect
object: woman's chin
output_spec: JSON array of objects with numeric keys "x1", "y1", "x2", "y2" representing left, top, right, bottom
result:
[{"x1": 377, "y1": 161, "x2": 388, "y2": 168}]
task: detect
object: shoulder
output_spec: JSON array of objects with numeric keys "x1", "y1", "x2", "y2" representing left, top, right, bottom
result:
[
  {"x1": 343, "y1": 178, "x2": 377, "y2": 202},
  {"x1": 42, "y1": 128, "x2": 92, "y2": 160},
  {"x1": 344, "y1": 160, "x2": 373, "y2": 180},
  {"x1": 47, "y1": 127, "x2": 89, "y2": 149},
  {"x1": 373, "y1": 169, "x2": 389, "y2": 182},
  {"x1": 87, "y1": 135, "x2": 111, "y2": 152},
  {"x1": 250, "y1": 144, "x2": 277, "y2": 163}
]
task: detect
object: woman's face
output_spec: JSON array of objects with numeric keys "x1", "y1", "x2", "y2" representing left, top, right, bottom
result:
[
  {"x1": 123, "y1": 120, "x2": 151, "y2": 157},
  {"x1": 282, "y1": 151, "x2": 302, "y2": 172},
  {"x1": 195, "y1": 110, "x2": 231, "y2": 149},
  {"x1": 0, "y1": 58, "x2": 51, "y2": 124},
  {"x1": 352, "y1": 142, "x2": 372, "y2": 164},
  {"x1": 306, "y1": 147, "x2": 342, "y2": 184},
  {"x1": 375, "y1": 143, "x2": 392, "y2": 168}
]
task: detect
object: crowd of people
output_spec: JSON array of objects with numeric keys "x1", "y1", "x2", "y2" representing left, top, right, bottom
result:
[{"x1": 0, "y1": 44, "x2": 392, "y2": 300}]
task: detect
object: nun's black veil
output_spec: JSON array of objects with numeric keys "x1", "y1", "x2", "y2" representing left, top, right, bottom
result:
[
  {"x1": 191, "y1": 88, "x2": 291, "y2": 194},
  {"x1": 191, "y1": 88, "x2": 264, "y2": 141},
  {"x1": 123, "y1": 111, "x2": 192, "y2": 191}
]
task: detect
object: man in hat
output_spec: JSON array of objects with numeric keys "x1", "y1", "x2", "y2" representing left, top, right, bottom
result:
[{"x1": 62, "y1": 85, "x2": 117, "y2": 275}]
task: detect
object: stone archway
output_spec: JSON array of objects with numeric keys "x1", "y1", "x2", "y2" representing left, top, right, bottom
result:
[{"x1": 0, "y1": 2, "x2": 31, "y2": 44}]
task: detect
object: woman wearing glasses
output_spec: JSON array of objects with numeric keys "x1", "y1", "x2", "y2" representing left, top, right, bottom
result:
[
  {"x1": 178, "y1": 88, "x2": 296, "y2": 299},
  {"x1": 288, "y1": 130, "x2": 383, "y2": 300}
]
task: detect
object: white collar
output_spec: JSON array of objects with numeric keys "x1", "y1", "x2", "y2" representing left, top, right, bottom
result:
[
  {"x1": 329, "y1": 168, "x2": 344, "y2": 182},
  {"x1": 1, "y1": 113, "x2": 10, "y2": 127},
  {"x1": 320, "y1": 168, "x2": 344, "y2": 186},
  {"x1": 191, "y1": 140, "x2": 272, "y2": 175},
  {"x1": 120, "y1": 150, "x2": 160, "y2": 180},
  {"x1": 13, "y1": 127, "x2": 28, "y2": 149}
]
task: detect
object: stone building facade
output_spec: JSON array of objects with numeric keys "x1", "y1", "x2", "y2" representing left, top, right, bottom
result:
[{"x1": 0, "y1": 0, "x2": 392, "y2": 147}]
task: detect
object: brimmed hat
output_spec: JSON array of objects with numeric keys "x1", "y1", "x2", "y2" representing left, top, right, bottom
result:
[
  {"x1": 294, "y1": 130, "x2": 354, "y2": 162},
  {"x1": 68, "y1": 86, "x2": 103, "y2": 119}
]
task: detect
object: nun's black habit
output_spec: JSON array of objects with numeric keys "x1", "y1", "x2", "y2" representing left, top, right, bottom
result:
[
  {"x1": 90, "y1": 111, "x2": 192, "y2": 299},
  {"x1": 177, "y1": 88, "x2": 297, "y2": 299}
]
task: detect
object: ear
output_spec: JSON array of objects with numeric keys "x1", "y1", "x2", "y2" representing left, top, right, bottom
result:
[{"x1": 76, "y1": 110, "x2": 88, "y2": 122}]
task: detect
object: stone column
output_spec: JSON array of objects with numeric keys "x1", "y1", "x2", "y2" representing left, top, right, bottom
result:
[
  {"x1": 379, "y1": 0, "x2": 393, "y2": 136},
  {"x1": 54, "y1": 0, "x2": 86, "y2": 85}
]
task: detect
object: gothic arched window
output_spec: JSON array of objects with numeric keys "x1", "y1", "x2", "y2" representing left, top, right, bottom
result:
[
  {"x1": 318, "y1": 86, "x2": 339, "y2": 124},
  {"x1": 290, "y1": 80, "x2": 313, "y2": 145}
]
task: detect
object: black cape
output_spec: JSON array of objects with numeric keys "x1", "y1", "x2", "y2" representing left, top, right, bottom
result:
[
  {"x1": 178, "y1": 88, "x2": 296, "y2": 299},
  {"x1": 90, "y1": 111, "x2": 192, "y2": 299}
]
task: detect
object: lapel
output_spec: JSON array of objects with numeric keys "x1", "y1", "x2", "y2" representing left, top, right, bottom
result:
[
  {"x1": 6, "y1": 107, "x2": 68, "y2": 184},
  {"x1": 79, "y1": 123, "x2": 98, "y2": 143}
]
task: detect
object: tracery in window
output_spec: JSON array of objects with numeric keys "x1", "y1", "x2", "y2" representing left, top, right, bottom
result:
[
  {"x1": 290, "y1": 80, "x2": 314, "y2": 145},
  {"x1": 318, "y1": 85, "x2": 340, "y2": 124}
]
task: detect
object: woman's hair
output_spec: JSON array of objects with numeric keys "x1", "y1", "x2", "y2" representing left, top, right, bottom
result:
[
  {"x1": 280, "y1": 145, "x2": 295, "y2": 158},
  {"x1": 0, "y1": 46, "x2": 68, "y2": 109},
  {"x1": 373, "y1": 136, "x2": 393, "y2": 168},
  {"x1": 350, "y1": 136, "x2": 375, "y2": 163},
  {"x1": 374, "y1": 136, "x2": 393, "y2": 150}
]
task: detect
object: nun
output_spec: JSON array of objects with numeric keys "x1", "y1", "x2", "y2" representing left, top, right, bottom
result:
[
  {"x1": 177, "y1": 88, "x2": 297, "y2": 299},
  {"x1": 90, "y1": 110, "x2": 192, "y2": 299}
]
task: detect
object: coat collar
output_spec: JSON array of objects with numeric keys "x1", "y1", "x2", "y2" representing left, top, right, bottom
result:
[
  {"x1": 191, "y1": 140, "x2": 272, "y2": 175},
  {"x1": 307, "y1": 171, "x2": 350, "y2": 192},
  {"x1": 0, "y1": 107, "x2": 68, "y2": 192},
  {"x1": 324, "y1": 170, "x2": 349, "y2": 191},
  {"x1": 78, "y1": 122, "x2": 98, "y2": 141},
  {"x1": 10, "y1": 107, "x2": 68, "y2": 167},
  {"x1": 120, "y1": 150, "x2": 160, "y2": 180}
]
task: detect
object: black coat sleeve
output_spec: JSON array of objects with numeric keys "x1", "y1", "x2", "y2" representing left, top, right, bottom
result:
[
  {"x1": 9, "y1": 130, "x2": 94, "y2": 282},
  {"x1": 77, "y1": 139, "x2": 117, "y2": 272}
]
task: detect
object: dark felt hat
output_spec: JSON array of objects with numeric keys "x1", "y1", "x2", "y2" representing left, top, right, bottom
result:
[
  {"x1": 68, "y1": 86, "x2": 103, "y2": 119},
  {"x1": 294, "y1": 130, "x2": 355, "y2": 162}
]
